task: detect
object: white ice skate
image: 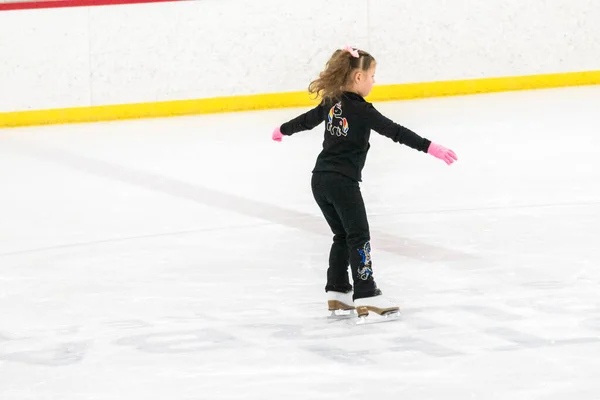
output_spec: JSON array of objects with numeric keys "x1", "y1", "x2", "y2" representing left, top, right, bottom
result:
[
  {"x1": 327, "y1": 291, "x2": 355, "y2": 318},
  {"x1": 354, "y1": 294, "x2": 401, "y2": 324}
]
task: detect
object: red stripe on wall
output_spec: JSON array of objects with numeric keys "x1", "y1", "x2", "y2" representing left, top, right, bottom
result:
[{"x1": 0, "y1": 0, "x2": 182, "y2": 11}]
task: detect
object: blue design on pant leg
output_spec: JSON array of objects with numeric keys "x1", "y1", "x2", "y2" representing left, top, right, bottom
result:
[{"x1": 357, "y1": 241, "x2": 372, "y2": 280}]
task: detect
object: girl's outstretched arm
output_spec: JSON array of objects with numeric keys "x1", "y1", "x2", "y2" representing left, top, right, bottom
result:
[
  {"x1": 272, "y1": 102, "x2": 327, "y2": 141},
  {"x1": 363, "y1": 103, "x2": 457, "y2": 165}
]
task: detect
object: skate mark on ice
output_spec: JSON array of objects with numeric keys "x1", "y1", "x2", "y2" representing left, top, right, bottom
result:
[
  {"x1": 520, "y1": 280, "x2": 568, "y2": 290},
  {"x1": 388, "y1": 336, "x2": 464, "y2": 357},
  {"x1": 0, "y1": 341, "x2": 90, "y2": 366},
  {"x1": 377, "y1": 200, "x2": 600, "y2": 217},
  {"x1": 401, "y1": 315, "x2": 449, "y2": 330},
  {"x1": 455, "y1": 305, "x2": 523, "y2": 321},
  {"x1": 408, "y1": 305, "x2": 523, "y2": 323},
  {"x1": 113, "y1": 329, "x2": 239, "y2": 354},
  {"x1": 305, "y1": 345, "x2": 374, "y2": 365},
  {"x1": 104, "y1": 319, "x2": 154, "y2": 330},
  {"x1": 241, "y1": 323, "x2": 370, "y2": 341},
  {"x1": 485, "y1": 327, "x2": 600, "y2": 351},
  {"x1": 5, "y1": 140, "x2": 475, "y2": 263},
  {"x1": 580, "y1": 317, "x2": 600, "y2": 332},
  {"x1": 0, "y1": 223, "x2": 273, "y2": 258}
]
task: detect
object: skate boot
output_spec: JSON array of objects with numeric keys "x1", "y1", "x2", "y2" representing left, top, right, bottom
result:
[
  {"x1": 327, "y1": 290, "x2": 355, "y2": 317},
  {"x1": 354, "y1": 293, "x2": 400, "y2": 323}
]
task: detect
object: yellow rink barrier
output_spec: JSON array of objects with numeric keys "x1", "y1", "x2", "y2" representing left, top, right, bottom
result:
[{"x1": 1, "y1": 70, "x2": 600, "y2": 128}]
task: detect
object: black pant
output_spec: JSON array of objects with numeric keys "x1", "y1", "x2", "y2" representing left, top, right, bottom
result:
[{"x1": 311, "y1": 171, "x2": 380, "y2": 300}]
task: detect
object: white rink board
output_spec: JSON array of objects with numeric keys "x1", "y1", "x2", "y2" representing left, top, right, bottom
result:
[{"x1": 1, "y1": 0, "x2": 600, "y2": 111}]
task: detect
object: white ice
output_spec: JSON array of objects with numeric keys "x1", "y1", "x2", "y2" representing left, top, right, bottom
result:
[{"x1": 1, "y1": 86, "x2": 600, "y2": 400}]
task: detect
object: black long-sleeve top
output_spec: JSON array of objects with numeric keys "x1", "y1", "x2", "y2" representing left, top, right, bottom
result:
[{"x1": 280, "y1": 91, "x2": 431, "y2": 182}]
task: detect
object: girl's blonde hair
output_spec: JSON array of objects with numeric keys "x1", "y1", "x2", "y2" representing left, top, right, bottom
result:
[{"x1": 308, "y1": 47, "x2": 376, "y2": 102}]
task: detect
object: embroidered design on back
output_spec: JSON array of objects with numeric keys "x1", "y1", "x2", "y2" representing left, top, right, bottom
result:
[{"x1": 326, "y1": 102, "x2": 349, "y2": 137}]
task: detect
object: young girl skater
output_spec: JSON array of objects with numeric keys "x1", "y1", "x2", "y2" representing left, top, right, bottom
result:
[{"x1": 271, "y1": 46, "x2": 457, "y2": 319}]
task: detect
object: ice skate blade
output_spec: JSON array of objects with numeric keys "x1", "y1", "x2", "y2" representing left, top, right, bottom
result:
[
  {"x1": 328, "y1": 309, "x2": 357, "y2": 320},
  {"x1": 355, "y1": 304, "x2": 400, "y2": 317},
  {"x1": 356, "y1": 310, "x2": 402, "y2": 325}
]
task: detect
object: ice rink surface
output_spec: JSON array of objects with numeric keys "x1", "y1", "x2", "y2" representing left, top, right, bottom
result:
[{"x1": 1, "y1": 86, "x2": 600, "y2": 399}]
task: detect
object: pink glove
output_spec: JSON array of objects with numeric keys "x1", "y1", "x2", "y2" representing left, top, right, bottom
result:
[
  {"x1": 428, "y1": 142, "x2": 457, "y2": 165},
  {"x1": 272, "y1": 126, "x2": 283, "y2": 142}
]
